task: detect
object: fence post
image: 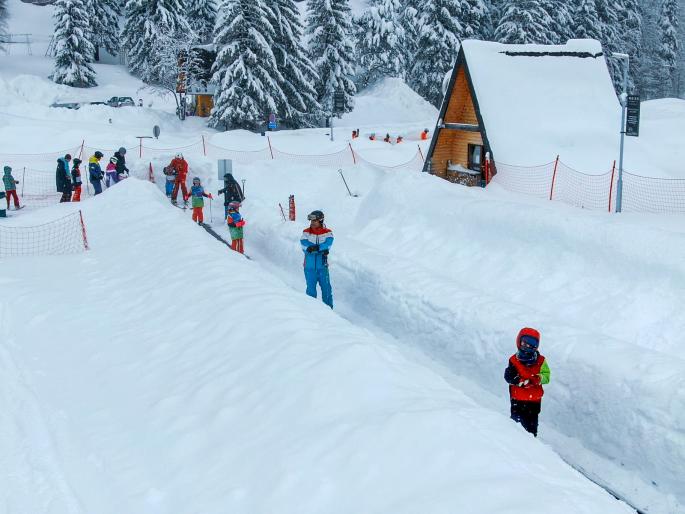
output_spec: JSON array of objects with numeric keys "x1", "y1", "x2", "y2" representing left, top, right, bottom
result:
[
  {"x1": 549, "y1": 155, "x2": 560, "y2": 200},
  {"x1": 288, "y1": 194, "x2": 295, "y2": 221},
  {"x1": 417, "y1": 144, "x2": 425, "y2": 162},
  {"x1": 202, "y1": 135, "x2": 207, "y2": 156},
  {"x1": 79, "y1": 210, "x2": 90, "y2": 251},
  {"x1": 348, "y1": 143, "x2": 357, "y2": 165},
  {"x1": 608, "y1": 160, "x2": 616, "y2": 212},
  {"x1": 267, "y1": 136, "x2": 275, "y2": 160},
  {"x1": 78, "y1": 139, "x2": 85, "y2": 160},
  {"x1": 139, "y1": 138, "x2": 143, "y2": 158},
  {"x1": 148, "y1": 162, "x2": 155, "y2": 183}
]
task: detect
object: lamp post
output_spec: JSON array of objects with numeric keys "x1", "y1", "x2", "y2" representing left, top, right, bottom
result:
[{"x1": 612, "y1": 52, "x2": 629, "y2": 213}]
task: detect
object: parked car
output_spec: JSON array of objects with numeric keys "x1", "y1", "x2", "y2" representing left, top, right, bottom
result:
[
  {"x1": 106, "y1": 96, "x2": 135, "y2": 107},
  {"x1": 89, "y1": 101, "x2": 107, "y2": 106},
  {"x1": 50, "y1": 102, "x2": 81, "y2": 110}
]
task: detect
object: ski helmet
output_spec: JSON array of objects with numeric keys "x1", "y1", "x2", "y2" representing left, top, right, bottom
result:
[
  {"x1": 110, "y1": 156, "x2": 118, "y2": 164},
  {"x1": 228, "y1": 201, "x2": 241, "y2": 210},
  {"x1": 73, "y1": 158, "x2": 82, "y2": 166},
  {"x1": 516, "y1": 328, "x2": 540, "y2": 350},
  {"x1": 94, "y1": 151, "x2": 103, "y2": 159},
  {"x1": 307, "y1": 210, "x2": 324, "y2": 222},
  {"x1": 65, "y1": 153, "x2": 72, "y2": 161},
  {"x1": 118, "y1": 147, "x2": 127, "y2": 155},
  {"x1": 192, "y1": 176, "x2": 201, "y2": 184},
  {"x1": 175, "y1": 153, "x2": 183, "y2": 159}
]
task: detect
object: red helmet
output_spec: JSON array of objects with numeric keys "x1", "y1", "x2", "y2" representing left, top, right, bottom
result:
[{"x1": 516, "y1": 327, "x2": 540, "y2": 350}]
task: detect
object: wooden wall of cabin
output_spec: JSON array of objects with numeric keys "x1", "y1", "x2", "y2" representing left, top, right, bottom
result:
[{"x1": 429, "y1": 64, "x2": 486, "y2": 183}]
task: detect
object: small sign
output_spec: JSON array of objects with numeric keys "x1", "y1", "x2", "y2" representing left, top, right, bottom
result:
[
  {"x1": 333, "y1": 90, "x2": 345, "y2": 114},
  {"x1": 268, "y1": 113, "x2": 277, "y2": 130},
  {"x1": 153, "y1": 125, "x2": 160, "y2": 139},
  {"x1": 218, "y1": 159, "x2": 233, "y2": 180},
  {"x1": 626, "y1": 94, "x2": 640, "y2": 137}
]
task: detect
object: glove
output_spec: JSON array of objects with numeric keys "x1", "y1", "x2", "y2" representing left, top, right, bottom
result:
[
  {"x1": 530, "y1": 374, "x2": 541, "y2": 386},
  {"x1": 208, "y1": 193, "x2": 213, "y2": 199},
  {"x1": 307, "y1": 244, "x2": 320, "y2": 253},
  {"x1": 517, "y1": 379, "x2": 530, "y2": 387}
]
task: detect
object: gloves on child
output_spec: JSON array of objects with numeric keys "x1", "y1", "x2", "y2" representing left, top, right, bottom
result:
[{"x1": 307, "y1": 244, "x2": 320, "y2": 253}]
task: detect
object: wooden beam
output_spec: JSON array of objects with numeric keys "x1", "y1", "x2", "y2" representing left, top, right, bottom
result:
[{"x1": 439, "y1": 123, "x2": 481, "y2": 132}]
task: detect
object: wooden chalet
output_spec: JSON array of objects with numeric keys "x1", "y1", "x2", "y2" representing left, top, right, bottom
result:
[{"x1": 423, "y1": 39, "x2": 619, "y2": 186}]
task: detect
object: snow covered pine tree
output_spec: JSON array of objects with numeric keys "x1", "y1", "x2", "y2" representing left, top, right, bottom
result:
[
  {"x1": 306, "y1": 0, "x2": 356, "y2": 114},
  {"x1": 658, "y1": 0, "x2": 679, "y2": 96},
  {"x1": 187, "y1": 0, "x2": 217, "y2": 43},
  {"x1": 90, "y1": 0, "x2": 121, "y2": 60},
  {"x1": 210, "y1": 0, "x2": 287, "y2": 129},
  {"x1": 0, "y1": 0, "x2": 8, "y2": 45},
  {"x1": 356, "y1": 0, "x2": 406, "y2": 89},
  {"x1": 267, "y1": 0, "x2": 321, "y2": 127},
  {"x1": 52, "y1": 0, "x2": 98, "y2": 87},
  {"x1": 494, "y1": 0, "x2": 572, "y2": 44}
]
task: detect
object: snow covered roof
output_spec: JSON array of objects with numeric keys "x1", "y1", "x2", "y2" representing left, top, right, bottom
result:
[{"x1": 458, "y1": 39, "x2": 621, "y2": 169}]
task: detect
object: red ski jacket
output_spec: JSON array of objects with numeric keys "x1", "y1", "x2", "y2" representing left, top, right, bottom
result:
[{"x1": 170, "y1": 158, "x2": 188, "y2": 181}]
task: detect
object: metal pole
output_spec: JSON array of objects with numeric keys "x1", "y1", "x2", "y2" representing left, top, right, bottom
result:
[
  {"x1": 330, "y1": 116, "x2": 334, "y2": 142},
  {"x1": 614, "y1": 53, "x2": 629, "y2": 213}
]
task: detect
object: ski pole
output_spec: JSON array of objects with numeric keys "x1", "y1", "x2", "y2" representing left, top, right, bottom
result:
[
  {"x1": 278, "y1": 203, "x2": 287, "y2": 222},
  {"x1": 209, "y1": 197, "x2": 213, "y2": 223},
  {"x1": 242, "y1": 179, "x2": 246, "y2": 197},
  {"x1": 338, "y1": 169, "x2": 357, "y2": 197}
]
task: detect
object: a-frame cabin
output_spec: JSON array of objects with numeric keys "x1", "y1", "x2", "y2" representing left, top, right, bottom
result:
[{"x1": 423, "y1": 39, "x2": 619, "y2": 186}]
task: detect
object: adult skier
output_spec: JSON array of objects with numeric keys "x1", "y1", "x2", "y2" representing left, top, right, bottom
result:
[
  {"x1": 226, "y1": 201, "x2": 246, "y2": 254},
  {"x1": 300, "y1": 210, "x2": 334, "y2": 309},
  {"x1": 71, "y1": 158, "x2": 83, "y2": 202},
  {"x1": 88, "y1": 151, "x2": 104, "y2": 195},
  {"x1": 169, "y1": 153, "x2": 189, "y2": 205},
  {"x1": 504, "y1": 328, "x2": 551, "y2": 437},
  {"x1": 56, "y1": 153, "x2": 72, "y2": 203},
  {"x1": 187, "y1": 176, "x2": 212, "y2": 224},
  {"x1": 217, "y1": 173, "x2": 245, "y2": 217},
  {"x1": 3, "y1": 166, "x2": 21, "y2": 209},
  {"x1": 114, "y1": 147, "x2": 129, "y2": 179}
]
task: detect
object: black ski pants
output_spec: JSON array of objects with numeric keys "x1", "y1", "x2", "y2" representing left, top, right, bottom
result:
[{"x1": 510, "y1": 400, "x2": 541, "y2": 437}]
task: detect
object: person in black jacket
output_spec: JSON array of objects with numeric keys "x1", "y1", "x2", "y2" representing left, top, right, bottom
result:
[
  {"x1": 114, "y1": 147, "x2": 129, "y2": 179},
  {"x1": 217, "y1": 173, "x2": 245, "y2": 217},
  {"x1": 56, "y1": 154, "x2": 72, "y2": 203}
]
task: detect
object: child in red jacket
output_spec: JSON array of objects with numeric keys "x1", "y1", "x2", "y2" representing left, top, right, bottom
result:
[{"x1": 504, "y1": 328, "x2": 551, "y2": 437}]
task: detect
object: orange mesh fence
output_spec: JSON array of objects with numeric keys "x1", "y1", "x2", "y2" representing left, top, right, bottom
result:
[
  {"x1": 490, "y1": 161, "x2": 556, "y2": 199},
  {"x1": 621, "y1": 171, "x2": 685, "y2": 213},
  {"x1": 550, "y1": 162, "x2": 614, "y2": 211},
  {"x1": 355, "y1": 150, "x2": 424, "y2": 172},
  {"x1": 0, "y1": 210, "x2": 89, "y2": 257},
  {"x1": 205, "y1": 142, "x2": 272, "y2": 163},
  {"x1": 272, "y1": 146, "x2": 355, "y2": 167}
]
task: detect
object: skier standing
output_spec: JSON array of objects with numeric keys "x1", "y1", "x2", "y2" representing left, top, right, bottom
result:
[
  {"x1": 114, "y1": 147, "x2": 129, "y2": 180},
  {"x1": 504, "y1": 328, "x2": 551, "y2": 437},
  {"x1": 163, "y1": 165, "x2": 177, "y2": 198},
  {"x1": 226, "y1": 201, "x2": 246, "y2": 254},
  {"x1": 217, "y1": 173, "x2": 244, "y2": 217},
  {"x1": 71, "y1": 158, "x2": 83, "y2": 202},
  {"x1": 186, "y1": 177, "x2": 212, "y2": 224},
  {"x1": 3, "y1": 166, "x2": 21, "y2": 210},
  {"x1": 300, "y1": 210, "x2": 334, "y2": 309},
  {"x1": 105, "y1": 157, "x2": 118, "y2": 187},
  {"x1": 56, "y1": 153, "x2": 72, "y2": 203},
  {"x1": 88, "y1": 151, "x2": 104, "y2": 195},
  {"x1": 170, "y1": 153, "x2": 189, "y2": 206}
]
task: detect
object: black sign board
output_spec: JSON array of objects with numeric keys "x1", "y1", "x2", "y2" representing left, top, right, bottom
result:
[
  {"x1": 626, "y1": 94, "x2": 640, "y2": 137},
  {"x1": 333, "y1": 90, "x2": 345, "y2": 114}
]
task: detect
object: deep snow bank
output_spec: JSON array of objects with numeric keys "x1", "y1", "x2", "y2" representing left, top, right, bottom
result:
[{"x1": 0, "y1": 180, "x2": 634, "y2": 514}]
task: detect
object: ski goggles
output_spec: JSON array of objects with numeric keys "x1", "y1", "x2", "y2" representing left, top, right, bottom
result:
[
  {"x1": 307, "y1": 214, "x2": 322, "y2": 221},
  {"x1": 519, "y1": 335, "x2": 539, "y2": 350}
]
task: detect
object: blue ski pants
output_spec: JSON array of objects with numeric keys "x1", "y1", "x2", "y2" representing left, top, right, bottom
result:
[
  {"x1": 165, "y1": 180, "x2": 174, "y2": 197},
  {"x1": 304, "y1": 267, "x2": 333, "y2": 309},
  {"x1": 91, "y1": 180, "x2": 103, "y2": 195}
]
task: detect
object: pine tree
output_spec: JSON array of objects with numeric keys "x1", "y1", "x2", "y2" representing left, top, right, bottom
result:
[
  {"x1": 657, "y1": 0, "x2": 679, "y2": 96},
  {"x1": 399, "y1": 0, "x2": 421, "y2": 77},
  {"x1": 356, "y1": 0, "x2": 406, "y2": 88},
  {"x1": 306, "y1": 0, "x2": 356, "y2": 114},
  {"x1": 460, "y1": 0, "x2": 492, "y2": 40},
  {"x1": 575, "y1": 0, "x2": 603, "y2": 40},
  {"x1": 0, "y1": 0, "x2": 9, "y2": 44},
  {"x1": 267, "y1": 0, "x2": 321, "y2": 127},
  {"x1": 210, "y1": 0, "x2": 286, "y2": 129},
  {"x1": 91, "y1": 0, "x2": 121, "y2": 59},
  {"x1": 187, "y1": 0, "x2": 216, "y2": 43},
  {"x1": 52, "y1": 0, "x2": 97, "y2": 87},
  {"x1": 122, "y1": 0, "x2": 190, "y2": 83},
  {"x1": 409, "y1": 0, "x2": 462, "y2": 107},
  {"x1": 495, "y1": 0, "x2": 569, "y2": 44}
]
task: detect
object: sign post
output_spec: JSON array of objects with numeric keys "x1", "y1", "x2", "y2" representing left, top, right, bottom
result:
[
  {"x1": 612, "y1": 52, "x2": 630, "y2": 213},
  {"x1": 625, "y1": 95, "x2": 641, "y2": 137},
  {"x1": 331, "y1": 89, "x2": 345, "y2": 143}
]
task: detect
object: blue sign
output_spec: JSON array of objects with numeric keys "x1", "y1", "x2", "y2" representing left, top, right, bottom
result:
[{"x1": 268, "y1": 113, "x2": 277, "y2": 130}]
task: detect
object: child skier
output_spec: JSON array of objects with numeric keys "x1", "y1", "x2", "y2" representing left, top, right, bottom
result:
[
  {"x1": 504, "y1": 328, "x2": 551, "y2": 437},
  {"x1": 88, "y1": 151, "x2": 104, "y2": 195},
  {"x1": 186, "y1": 176, "x2": 212, "y2": 224},
  {"x1": 163, "y1": 166, "x2": 176, "y2": 198},
  {"x1": 226, "y1": 201, "x2": 246, "y2": 254},
  {"x1": 71, "y1": 158, "x2": 83, "y2": 202},
  {"x1": 106, "y1": 157, "x2": 118, "y2": 187},
  {"x1": 300, "y1": 210, "x2": 334, "y2": 309},
  {"x1": 3, "y1": 166, "x2": 21, "y2": 210}
]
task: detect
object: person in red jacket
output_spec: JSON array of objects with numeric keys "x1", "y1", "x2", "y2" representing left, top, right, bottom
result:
[
  {"x1": 504, "y1": 328, "x2": 551, "y2": 437},
  {"x1": 169, "y1": 153, "x2": 189, "y2": 205}
]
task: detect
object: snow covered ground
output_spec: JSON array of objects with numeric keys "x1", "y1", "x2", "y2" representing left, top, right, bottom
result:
[{"x1": 2, "y1": 1, "x2": 685, "y2": 512}]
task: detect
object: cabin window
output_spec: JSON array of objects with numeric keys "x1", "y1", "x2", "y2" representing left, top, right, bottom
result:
[{"x1": 468, "y1": 144, "x2": 483, "y2": 172}]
